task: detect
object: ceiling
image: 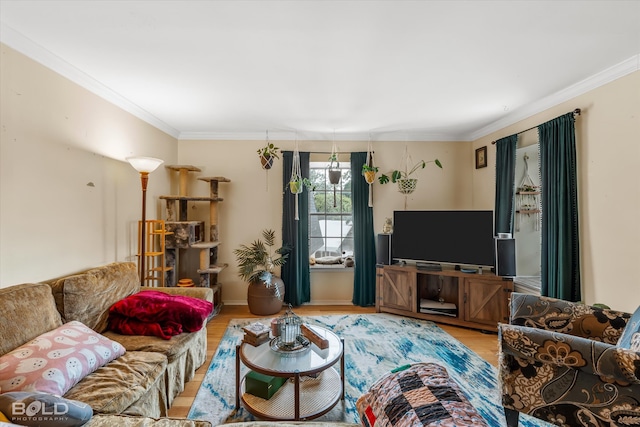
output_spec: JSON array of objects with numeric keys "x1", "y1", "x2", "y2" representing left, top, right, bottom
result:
[{"x1": 1, "y1": 1, "x2": 639, "y2": 141}]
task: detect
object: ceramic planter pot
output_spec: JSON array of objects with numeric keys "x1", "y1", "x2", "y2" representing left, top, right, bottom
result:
[
  {"x1": 328, "y1": 170, "x2": 341, "y2": 185},
  {"x1": 247, "y1": 277, "x2": 285, "y2": 316},
  {"x1": 289, "y1": 181, "x2": 302, "y2": 193}
]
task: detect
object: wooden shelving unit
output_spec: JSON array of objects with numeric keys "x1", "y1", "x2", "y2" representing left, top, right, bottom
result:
[{"x1": 138, "y1": 219, "x2": 173, "y2": 287}]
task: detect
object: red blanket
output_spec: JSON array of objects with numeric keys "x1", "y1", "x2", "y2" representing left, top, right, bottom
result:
[{"x1": 108, "y1": 290, "x2": 213, "y2": 340}]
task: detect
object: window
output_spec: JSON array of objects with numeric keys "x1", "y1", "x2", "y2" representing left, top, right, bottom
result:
[{"x1": 308, "y1": 156, "x2": 353, "y2": 264}]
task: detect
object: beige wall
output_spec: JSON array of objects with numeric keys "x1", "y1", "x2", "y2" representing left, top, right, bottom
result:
[
  {"x1": 3, "y1": 41, "x2": 638, "y2": 312},
  {"x1": 0, "y1": 44, "x2": 178, "y2": 286},
  {"x1": 177, "y1": 139, "x2": 471, "y2": 304},
  {"x1": 472, "y1": 71, "x2": 640, "y2": 312}
]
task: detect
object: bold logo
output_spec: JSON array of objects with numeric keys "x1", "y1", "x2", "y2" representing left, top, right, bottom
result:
[{"x1": 12, "y1": 401, "x2": 69, "y2": 416}]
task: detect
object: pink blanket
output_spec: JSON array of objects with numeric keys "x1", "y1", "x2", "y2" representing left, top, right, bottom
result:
[{"x1": 108, "y1": 290, "x2": 213, "y2": 340}]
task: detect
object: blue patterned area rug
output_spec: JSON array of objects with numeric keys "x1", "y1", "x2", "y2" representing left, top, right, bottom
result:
[{"x1": 188, "y1": 313, "x2": 552, "y2": 426}]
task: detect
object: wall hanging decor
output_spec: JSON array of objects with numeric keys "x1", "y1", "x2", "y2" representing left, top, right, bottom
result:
[{"x1": 515, "y1": 153, "x2": 541, "y2": 231}]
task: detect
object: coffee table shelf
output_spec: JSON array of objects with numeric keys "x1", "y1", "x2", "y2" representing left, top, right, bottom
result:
[{"x1": 241, "y1": 367, "x2": 341, "y2": 420}]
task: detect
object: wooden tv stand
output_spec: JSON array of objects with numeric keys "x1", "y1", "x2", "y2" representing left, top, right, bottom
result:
[{"x1": 375, "y1": 264, "x2": 513, "y2": 332}]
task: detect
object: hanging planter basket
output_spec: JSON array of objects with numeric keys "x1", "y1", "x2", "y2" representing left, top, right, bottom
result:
[
  {"x1": 398, "y1": 178, "x2": 417, "y2": 194},
  {"x1": 363, "y1": 170, "x2": 376, "y2": 184}
]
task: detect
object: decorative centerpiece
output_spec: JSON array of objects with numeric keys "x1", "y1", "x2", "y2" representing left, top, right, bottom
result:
[{"x1": 271, "y1": 306, "x2": 310, "y2": 354}]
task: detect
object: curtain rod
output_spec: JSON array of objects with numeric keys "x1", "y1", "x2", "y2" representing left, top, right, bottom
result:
[{"x1": 491, "y1": 108, "x2": 581, "y2": 145}]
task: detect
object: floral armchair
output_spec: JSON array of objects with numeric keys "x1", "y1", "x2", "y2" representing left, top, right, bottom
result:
[{"x1": 498, "y1": 293, "x2": 640, "y2": 427}]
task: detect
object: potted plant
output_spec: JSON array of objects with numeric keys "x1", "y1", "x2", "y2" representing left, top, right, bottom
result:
[
  {"x1": 327, "y1": 153, "x2": 341, "y2": 185},
  {"x1": 362, "y1": 164, "x2": 379, "y2": 184},
  {"x1": 379, "y1": 158, "x2": 443, "y2": 194},
  {"x1": 257, "y1": 133, "x2": 280, "y2": 170},
  {"x1": 234, "y1": 229, "x2": 291, "y2": 315},
  {"x1": 289, "y1": 177, "x2": 314, "y2": 194}
]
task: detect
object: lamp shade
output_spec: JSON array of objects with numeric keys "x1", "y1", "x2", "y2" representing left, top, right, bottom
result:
[{"x1": 126, "y1": 156, "x2": 164, "y2": 173}]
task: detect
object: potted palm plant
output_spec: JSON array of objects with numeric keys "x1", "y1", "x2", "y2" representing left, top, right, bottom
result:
[{"x1": 234, "y1": 229, "x2": 291, "y2": 315}]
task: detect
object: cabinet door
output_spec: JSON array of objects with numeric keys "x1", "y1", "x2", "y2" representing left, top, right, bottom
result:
[
  {"x1": 464, "y1": 278, "x2": 511, "y2": 326},
  {"x1": 378, "y1": 268, "x2": 416, "y2": 312}
]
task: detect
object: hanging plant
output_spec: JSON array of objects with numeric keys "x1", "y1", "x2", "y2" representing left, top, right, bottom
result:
[
  {"x1": 363, "y1": 138, "x2": 377, "y2": 207},
  {"x1": 378, "y1": 154, "x2": 442, "y2": 193},
  {"x1": 378, "y1": 145, "x2": 443, "y2": 209},
  {"x1": 257, "y1": 130, "x2": 280, "y2": 170},
  {"x1": 328, "y1": 134, "x2": 341, "y2": 185},
  {"x1": 288, "y1": 136, "x2": 314, "y2": 220}
]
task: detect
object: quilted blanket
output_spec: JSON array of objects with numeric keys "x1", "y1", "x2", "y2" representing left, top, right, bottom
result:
[{"x1": 108, "y1": 290, "x2": 213, "y2": 339}]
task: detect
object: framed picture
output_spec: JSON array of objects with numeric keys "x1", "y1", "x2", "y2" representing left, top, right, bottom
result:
[{"x1": 475, "y1": 146, "x2": 487, "y2": 169}]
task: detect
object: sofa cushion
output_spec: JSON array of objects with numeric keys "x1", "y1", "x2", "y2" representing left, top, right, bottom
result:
[
  {"x1": 0, "y1": 321, "x2": 125, "y2": 395},
  {"x1": 356, "y1": 363, "x2": 487, "y2": 427},
  {"x1": 63, "y1": 351, "x2": 167, "y2": 414},
  {"x1": 101, "y1": 330, "x2": 198, "y2": 364},
  {"x1": 50, "y1": 262, "x2": 140, "y2": 332},
  {"x1": 0, "y1": 391, "x2": 93, "y2": 427},
  {"x1": 617, "y1": 306, "x2": 640, "y2": 351},
  {"x1": 0, "y1": 283, "x2": 63, "y2": 356}
]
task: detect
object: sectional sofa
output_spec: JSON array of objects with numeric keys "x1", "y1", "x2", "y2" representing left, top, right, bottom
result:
[{"x1": 0, "y1": 262, "x2": 213, "y2": 418}]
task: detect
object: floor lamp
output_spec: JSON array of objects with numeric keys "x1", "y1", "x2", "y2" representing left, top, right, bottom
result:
[{"x1": 127, "y1": 156, "x2": 164, "y2": 285}]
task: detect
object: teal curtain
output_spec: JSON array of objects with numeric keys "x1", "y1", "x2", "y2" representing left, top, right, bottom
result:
[
  {"x1": 494, "y1": 135, "x2": 517, "y2": 234},
  {"x1": 539, "y1": 113, "x2": 581, "y2": 301},
  {"x1": 351, "y1": 152, "x2": 376, "y2": 306},
  {"x1": 281, "y1": 151, "x2": 311, "y2": 306}
]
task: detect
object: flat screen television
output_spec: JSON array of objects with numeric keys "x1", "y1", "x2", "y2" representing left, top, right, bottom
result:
[{"x1": 392, "y1": 210, "x2": 495, "y2": 267}]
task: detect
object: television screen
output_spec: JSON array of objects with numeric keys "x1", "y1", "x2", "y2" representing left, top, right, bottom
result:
[{"x1": 392, "y1": 210, "x2": 495, "y2": 267}]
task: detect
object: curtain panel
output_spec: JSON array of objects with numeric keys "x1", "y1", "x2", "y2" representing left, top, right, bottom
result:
[
  {"x1": 351, "y1": 152, "x2": 377, "y2": 306},
  {"x1": 539, "y1": 113, "x2": 581, "y2": 302},
  {"x1": 494, "y1": 135, "x2": 517, "y2": 235},
  {"x1": 282, "y1": 151, "x2": 311, "y2": 306}
]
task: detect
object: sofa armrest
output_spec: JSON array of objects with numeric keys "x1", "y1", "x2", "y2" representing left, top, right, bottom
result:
[
  {"x1": 139, "y1": 286, "x2": 214, "y2": 303},
  {"x1": 509, "y1": 293, "x2": 631, "y2": 344},
  {"x1": 499, "y1": 323, "x2": 640, "y2": 385}
]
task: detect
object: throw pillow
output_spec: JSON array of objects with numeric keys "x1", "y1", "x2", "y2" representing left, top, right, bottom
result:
[
  {"x1": 617, "y1": 306, "x2": 640, "y2": 351},
  {"x1": 0, "y1": 320, "x2": 126, "y2": 395},
  {"x1": 356, "y1": 362, "x2": 487, "y2": 427},
  {"x1": 0, "y1": 391, "x2": 92, "y2": 427}
]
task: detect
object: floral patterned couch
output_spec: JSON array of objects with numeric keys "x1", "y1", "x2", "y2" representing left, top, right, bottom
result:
[{"x1": 498, "y1": 293, "x2": 640, "y2": 427}]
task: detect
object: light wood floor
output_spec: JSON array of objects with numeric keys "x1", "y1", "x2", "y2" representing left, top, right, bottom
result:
[{"x1": 167, "y1": 304, "x2": 499, "y2": 418}]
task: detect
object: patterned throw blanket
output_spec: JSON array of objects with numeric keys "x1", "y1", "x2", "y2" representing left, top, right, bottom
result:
[{"x1": 108, "y1": 290, "x2": 213, "y2": 339}]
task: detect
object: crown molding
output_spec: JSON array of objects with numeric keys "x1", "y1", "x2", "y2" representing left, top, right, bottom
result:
[
  {"x1": 178, "y1": 130, "x2": 467, "y2": 142},
  {"x1": 0, "y1": 23, "x2": 180, "y2": 139},
  {"x1": 3, "y1": 21, "x2": 636, "y2": 143},
  {"x1": 467, "y1": 54, "x2": 640, "y2": 141}
]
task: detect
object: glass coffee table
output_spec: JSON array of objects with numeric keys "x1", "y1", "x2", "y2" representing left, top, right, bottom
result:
[{"x1": 235, "y1": 324, "x2": 344, "y2": 421}]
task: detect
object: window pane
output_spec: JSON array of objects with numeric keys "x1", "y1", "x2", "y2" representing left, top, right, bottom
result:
[{"x1": 308, "y1": 158, "x2": 354, "y2": 264}]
